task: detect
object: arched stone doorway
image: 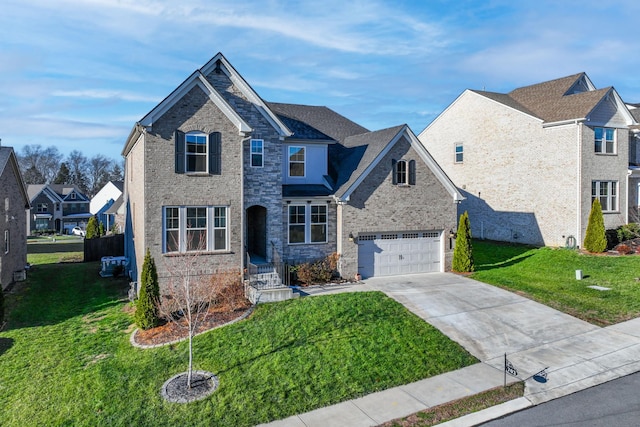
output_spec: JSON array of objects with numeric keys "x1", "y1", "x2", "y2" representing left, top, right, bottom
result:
[{"x1": 247, "y1": 205, "x2": 267, "y2": 261}]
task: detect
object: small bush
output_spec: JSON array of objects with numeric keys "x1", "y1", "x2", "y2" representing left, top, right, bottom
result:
[
  {"x1": 294, "y1": 253, "x2": 339, "y2": 285},
  {"x1": 617, "y1": 223, "x2": 640, "y2": 243},
  {"x1": 616, "y1": 244, "x2": 633, "y2": 255},
  {"x1": 605, "y1": 229, "x2": 619, "y2": 250},
  {"x1": 210, "y1": 270, "x2": 249, "y2": 312}
]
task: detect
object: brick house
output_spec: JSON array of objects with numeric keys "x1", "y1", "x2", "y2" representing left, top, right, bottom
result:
[
  {"x1": 122, "y1": 53, "x2": 462, "y2": 298},
  {"x1": 419, "y1": 73, "x2": 637, "y2": 248},
  {"x1": 0, "y1": 146, "x2": 30, "y2": 290},
  {"x1": 27, "y1": 184, "x2": 91, "y2": 235}
]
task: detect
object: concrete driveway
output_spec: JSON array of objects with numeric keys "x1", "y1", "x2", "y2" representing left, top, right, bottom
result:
[{"x1": 304, "y1": 272, "x2": 640, "y2": 404}]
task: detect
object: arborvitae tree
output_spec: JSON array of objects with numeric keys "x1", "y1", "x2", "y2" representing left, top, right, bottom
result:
[
  {"x1": 98, "y1": 221, "x2": 105, "y2": 237},
  {"x1": 135, "y1": 249, "x2": 160, "y2": 330},
  {"x1": 85, "y1": 216, "x2": 100, "y2": 239},
  {"x1": 452, "y1": 211, "x2": 475, "y2": 272},
  {"x1": 584, "y1": 198, "x2": 607, "y2": 253}
]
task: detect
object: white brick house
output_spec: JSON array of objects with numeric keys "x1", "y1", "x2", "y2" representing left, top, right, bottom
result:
[
  {"x1": 419, "y1": 73, "x2": 637, "y2": 247},
  {"x1": 122, "y1": 53, "x2": 462, "y2": 296}
]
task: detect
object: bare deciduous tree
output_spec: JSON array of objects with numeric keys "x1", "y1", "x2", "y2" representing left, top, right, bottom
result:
[{"x1": 159, "y1": 235, "x2": 241, "y2": 388}]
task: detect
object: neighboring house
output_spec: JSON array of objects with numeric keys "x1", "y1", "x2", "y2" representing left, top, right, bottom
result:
[
  {"x1": 103, "y1": 195, "x2": 124, "y2": 234},
  {"x1": 419, "y1": 73, "x2": 637, "y2": 247},
  {"x1": 626, "y1": 104, "x2": 640, "y2": 222},
  {"x1": 90, "y1": 180, "x2": 123, "y2": 231},
  {"x1": 0, "y1": 146, "x2": 30, "y2": 290},
  {"x1": 122, "y1": 52, "x2": 462, "y2": 296},
  {"x1": 27, "y1": 184, "x2": 91, "y2": 234}
]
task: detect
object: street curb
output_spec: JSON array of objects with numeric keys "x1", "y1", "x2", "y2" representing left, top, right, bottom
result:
[{"x1": 436, "y1": 397, "x2": 532, "y2": 427}]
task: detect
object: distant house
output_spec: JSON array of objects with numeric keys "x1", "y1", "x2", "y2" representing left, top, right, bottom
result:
[
  {"x1": 419, "y1": 72, "x2": 637, "y2": 247},
  {"x1": 27, "y1": 184, "x2": 91, "y2": 234},
  {"x1": 122, "y1": 52, "x2": 462, "y2": 298},
  {"x1": 90, "y1": 180, "x2": 123, "y2": 231},
  {"x1": 0, "y1": 146, "x2": 30, "y2": 290}
]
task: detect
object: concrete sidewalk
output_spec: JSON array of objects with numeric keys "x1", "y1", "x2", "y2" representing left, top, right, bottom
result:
[{"x1": 259, "y1": 273, "x2": 640, "y2": 426}]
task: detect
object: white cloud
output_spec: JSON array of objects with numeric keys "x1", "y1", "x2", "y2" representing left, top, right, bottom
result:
[{"x1": 52, "y1": 89, "x2": 161, "y2": 103}]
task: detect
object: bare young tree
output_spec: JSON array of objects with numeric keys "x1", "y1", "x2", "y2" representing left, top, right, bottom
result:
[{"x1": 158, "y1": 235, "x2": 224, "y2": 389}]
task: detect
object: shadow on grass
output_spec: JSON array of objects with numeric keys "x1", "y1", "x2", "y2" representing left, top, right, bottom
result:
[
  {"x1": 473, "y1": 240, "x2": 537, "y2": 272},
  {"x1": 0, "y1": 337, "x2": 15, "y2": 356},
  {"x1": 28, "y1": 241, "x2": 84, "y2": 254},
  {"x1": 4, "y1": 262, "x2": 129, "y2": 331}
]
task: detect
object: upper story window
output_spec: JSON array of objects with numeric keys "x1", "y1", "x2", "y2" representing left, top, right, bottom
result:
[
  {"x1": 70, "y1": 192, "x2": 76, "y2": 200},
  {"x1": 4, "y1": 230, "x2": 8, "y2": 254},
  {"x1": 289, "y1": 147, "x2": 305, "y2": 177},
  {"x1": 592, "y1": 180, "x2": 618, "y2": 212},
  {"x1": 594, "y1": 127, "x2": 615, "y2": 154},
  {"x1": 392, "y1": 159, "x2": 416, "y2": 186},
  {"x1": 251, "y1": 139, "x2": 264, "y2": 167},
  {"x1": 163, "y1": 205, "x2": 228, "y2": 253},
  {"x1": 36, "y1": 203, "x2": 48, "y2": 213},
  {"x1": 288, "y1": 204, "x2": 327, "y2": 244},
  {"x1": 455, "y1": 143, "x2": 464, "y2": 163},
  {"x1": 186, "y1": 133, "x2": 208, "y2": 173},
  {"x1": 175, "y1": 130, "x2": 222, "y2": 175}
]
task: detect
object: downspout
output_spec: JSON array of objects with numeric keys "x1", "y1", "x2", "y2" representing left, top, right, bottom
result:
[
  {"x1": 240, "y1": 134, "x2": 247, "y2": 274},
  {"x1": 576, "y1": 122, "x2": 583, "y2": 247},
  {"x1": 626, "y1": 169, "x2": 632, "y2": 225}
]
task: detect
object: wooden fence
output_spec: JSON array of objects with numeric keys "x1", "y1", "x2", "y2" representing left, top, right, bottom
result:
[{"x1": 84, "y1": 234, "x2": 125, "y2": 262}]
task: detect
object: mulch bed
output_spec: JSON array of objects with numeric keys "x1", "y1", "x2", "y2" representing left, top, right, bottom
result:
[{"x1": 133, "y1": 304, "x2": 252, "y2": 347}]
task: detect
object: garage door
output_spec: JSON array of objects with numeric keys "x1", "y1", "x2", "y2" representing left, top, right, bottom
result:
[{"x1": 357, "y1": 231, "x2": 442, "y2": 278}]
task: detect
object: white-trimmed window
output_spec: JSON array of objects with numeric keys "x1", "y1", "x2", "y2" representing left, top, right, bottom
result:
[
  {"x1": 4, "y1": 230, "x2": 8, "y2": 254},
  {"x1": 163, "y1": 206, "x2": 228, "y2": 253},
  {"x1": 288, "y1": 204, "x2": 327, "y2": 244},
  {"x1": 289, "y1": 146, "x2": 305, "y2": 177},
  {"x1": 592, "y1": 181, "x2": 618, "y2": 212},
  {"x1": 36, "y1": 203, "x2": 48, "y2": 213},
  {"x1": 251, "y1": 139, "x2": 264, "y2": 167},
  {"x1": 455, "y1": 143, "x2": 464, "y2": 163},
  {"x1": 396, "y1": 160, "x2": 408, "y2": 184},
  {"x1": 594, "y1": 127, "x2": 616, "y2": 154},
  {"x1": 186, "y1": 133, "x2": 208, "y2": 173}
]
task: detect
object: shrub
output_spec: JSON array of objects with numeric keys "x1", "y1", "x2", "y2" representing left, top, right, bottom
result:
[
  {"x1": 210, "y1": 270, "x2": 249, "y2": 312},
  {"x1": 617, "y1": 223, "x2": 640, "y2": 243},
  {"x1": 616, "y1": 244, "x2": 633, "y2": 255},
  {"x1": 134, "y1": 248, "x2": 160, "y2": 330},
  {"x1": 584, "y1": 199, "x2": 607, "y2": 253},
  {"x1": 85, "y1": 216, "x2": 100, "y2": 239},
  {"x1": 98, "y1": 221, "x2": 105, "y2": 237},
  {"x1": 294, "y1": 253, "x2": 339, "y2": 285},
  {"x1": 452, "y1": 211, "x2": 474, "y2": 273},
  {"x1": 605, "y1": 229, "x2": 619, "y2": 250}
]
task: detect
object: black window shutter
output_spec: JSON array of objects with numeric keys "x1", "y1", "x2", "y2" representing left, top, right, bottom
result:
[
  {"x1": 175, "y1": 130, "x2": 185, "y2": 174},
  {"x1": 209, "y1": 132, "x2": 221, "y2": 175},
  {"x1": 409, "y1": 160, "x2": 416, "y2": 185},
  {"x1": 391, "y1": 159, "x2": 397, "y2": 185}
]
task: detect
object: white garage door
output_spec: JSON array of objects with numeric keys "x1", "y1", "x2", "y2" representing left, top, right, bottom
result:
[{"x1": 357, "y1": 231, "x2": 442, "y2": 278}]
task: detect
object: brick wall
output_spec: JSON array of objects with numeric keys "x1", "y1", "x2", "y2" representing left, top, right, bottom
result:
[{"x1": 0, "y1": 155, "x2": 28, "y2": 289}]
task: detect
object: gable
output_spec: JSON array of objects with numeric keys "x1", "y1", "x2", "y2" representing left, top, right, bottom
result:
[
  {"x1": 587, "y1": 90, "x2": 636, "y2": 127},
  {"x1": 0, "y1": 148, "x2": 30, "y2": 207},
  {"x1": 337, "y1": 125, "x2": 462, "y2": 203}
]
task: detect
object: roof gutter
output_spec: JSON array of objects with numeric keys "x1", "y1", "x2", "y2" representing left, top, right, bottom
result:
[{"x1": 542, "y1": 118, "x2": 586, "y2": 128}]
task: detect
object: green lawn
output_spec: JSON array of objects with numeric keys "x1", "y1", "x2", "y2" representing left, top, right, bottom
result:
[
  {"x1": 472, "y1": 240, "x2": 640, "y2": 326},
  {"x1": 0, "y1": 243, "x2": 476, "y2": 427}
]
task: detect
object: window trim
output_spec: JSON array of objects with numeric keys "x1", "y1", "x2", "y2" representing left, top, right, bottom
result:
[
  {"x1": 185, "y1": 132, "x2": 209, "y2": 174},
  {"x1": 455, "y1": 143, "x2": 464, "y2": 163},
  {"x1": 396, "y1": 160, "x2": 408, "y2": 185},
  {"x1": 594, "y1": 127, "x2": 616, "y2": 155},
  {"x1": 250, "y1": 139, "x2": 264, "y2": 168},
  {"x1": 592, "y1": 180, "x2": 618, "y2": 212},
  {"x1": 288, "y1": 203, "x2": 328, "y2": 244},
  {"x1": 36, "y1": 203, "x2": 48, "y2": 213},
  {"x1": 288, "y1": 146, "x2": 306, "y2": 178},
  {"x1": 163, "y1": 205, "x2": 229, "y2": 253},
  {"x1": 4, "y1": 230, "x2": 9, "y2": 254}
]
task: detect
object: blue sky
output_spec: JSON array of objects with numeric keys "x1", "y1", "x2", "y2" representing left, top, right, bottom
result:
[{"x1": 2, "y1": 0, "x2": 640, "y2": 160}]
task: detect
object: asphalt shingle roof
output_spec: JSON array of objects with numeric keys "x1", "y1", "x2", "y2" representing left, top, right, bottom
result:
[
  {"x1": 474, "y1": 72, "x2": 613, "y2": 123},
  {"x1": 268, "y1": 102, "x2": 369, "y2": 143}
]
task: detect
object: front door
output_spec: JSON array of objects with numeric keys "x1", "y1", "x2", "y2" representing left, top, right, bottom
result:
[{"x1": 247, "y1": 205, "x2": 267, "y2": 261}]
